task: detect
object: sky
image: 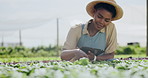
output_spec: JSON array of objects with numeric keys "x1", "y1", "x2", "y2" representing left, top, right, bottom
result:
[{"x1": 0, "y1": 0, "x2": 147, "y2": 47}]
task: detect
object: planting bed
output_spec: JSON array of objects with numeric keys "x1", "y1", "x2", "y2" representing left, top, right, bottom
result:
[{"x1": 0, "y1": 58, "x2": 147, "y2": 78}]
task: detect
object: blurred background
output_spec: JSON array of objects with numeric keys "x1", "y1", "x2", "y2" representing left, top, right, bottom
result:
[{"x1": 0, "y1": 0, "x2": 146, "y2": 47}]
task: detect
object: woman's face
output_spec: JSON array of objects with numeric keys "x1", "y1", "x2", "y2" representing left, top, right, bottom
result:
[{"x1": 92, "y1": 8, "x2": 112, "y2": 30}]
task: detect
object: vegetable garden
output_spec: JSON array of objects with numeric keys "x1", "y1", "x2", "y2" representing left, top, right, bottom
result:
[
  {"x1": 0, "y1": 45, "x2": 147, "y2": 78},
  {"x1": 0, "y1": 58, "x2": 148, "y2": 78}
]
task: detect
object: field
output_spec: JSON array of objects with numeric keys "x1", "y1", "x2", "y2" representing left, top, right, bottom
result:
[
  {"x1": 114, "y1": 54, "x2": 147, "y2": 58},
  {"x1": 0, "y1": 56, "x2": 148, "y2": 78},
  {"x1": 0, "y1": 54, "x2": 146, "y2": 63}
]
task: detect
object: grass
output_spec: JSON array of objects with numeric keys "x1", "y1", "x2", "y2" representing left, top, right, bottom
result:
[
  {"x1": 0, "y1": 57, "x2": 61, "y2": 62},
  {"x1": 114, "y1": 54, "x2": 147, "y2": 58},
  {"x1": 0, "y1": 54, "x2": 147, "y2": 63}
]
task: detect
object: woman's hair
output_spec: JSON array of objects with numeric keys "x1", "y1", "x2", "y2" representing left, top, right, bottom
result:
[{"x1": 94, "y1": 3, "x2": 116, "y2": 18}]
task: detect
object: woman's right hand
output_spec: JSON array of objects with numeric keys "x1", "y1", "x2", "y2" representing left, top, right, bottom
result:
[
  {"x1": 60, "y1": 49, "x2": 88, "y2": 62},
  {"x1": 69, "y1": 49, "x2": 88, "y2": 62}
]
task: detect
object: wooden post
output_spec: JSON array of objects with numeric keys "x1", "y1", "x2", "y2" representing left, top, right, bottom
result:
[
  {"x1": 146, "y1": 1, "x2": 148, "y2": 56},
  {"x1": 19, "y1": 29, "x2": 22, "y2": 46},
  {"x1": 57, "y1": 18, "x2": 59, "y2": 56},
  {"x1": 1, "y1": 36, "x2": 4, "y2": 46}
]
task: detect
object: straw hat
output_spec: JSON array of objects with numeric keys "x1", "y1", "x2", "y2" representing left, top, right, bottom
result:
[{"x1": 86, "y1": 0, "x2": 123, "y2": 21}]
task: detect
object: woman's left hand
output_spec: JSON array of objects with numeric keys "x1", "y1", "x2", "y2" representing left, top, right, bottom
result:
[{"x1": 87, "y1": 51, "x2": 95, "y2": 60}]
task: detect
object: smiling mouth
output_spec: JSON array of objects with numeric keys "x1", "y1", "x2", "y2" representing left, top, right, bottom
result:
[
  {"x1": 96, "y1": 23, "x2": 103, "y2": 28},
  {"x1": 96, "y1": 23, "x2": 103, "y2": 27}
]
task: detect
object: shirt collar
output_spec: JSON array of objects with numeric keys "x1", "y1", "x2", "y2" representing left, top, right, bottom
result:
[{"x1": 82, "y1": 19, "x2": 105, "y2": 34}]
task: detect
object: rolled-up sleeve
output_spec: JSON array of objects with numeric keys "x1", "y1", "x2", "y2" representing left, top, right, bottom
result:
[
  {"x1": 105, "y1": 23, "x2": 117, "y2": 53},
  {"x1": 63, "y1": 25, "x2": 81, "y2": 50}
]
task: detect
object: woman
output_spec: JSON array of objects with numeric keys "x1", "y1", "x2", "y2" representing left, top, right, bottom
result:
[{"x1": 60, "y1": 0, "x2": 123, "y2": 62}]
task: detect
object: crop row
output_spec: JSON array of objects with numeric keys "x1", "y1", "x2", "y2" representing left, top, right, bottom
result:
[{"x1": 0, "y1": 58, "x2": 148, "y2": 78}]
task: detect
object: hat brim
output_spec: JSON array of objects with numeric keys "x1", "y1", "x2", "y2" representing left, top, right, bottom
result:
[{"x1": 86, "y1": 0, "x2": 123, "y2": 21}]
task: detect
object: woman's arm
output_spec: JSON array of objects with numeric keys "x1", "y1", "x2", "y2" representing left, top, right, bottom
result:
[
  {"x1": 60, "y1": 49, "x2": 88, "y2": 61},
  {"x1": 96, "y1": 52, "x2": 115, "y2": 61}
]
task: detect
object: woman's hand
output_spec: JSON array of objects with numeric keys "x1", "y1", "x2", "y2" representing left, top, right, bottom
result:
[
  {"x1": 87, "y1": 51, "x2": 95, "y2": 61},
  {"x1": 70, "y1": 49, "x2": 88, "y2": 62}
]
